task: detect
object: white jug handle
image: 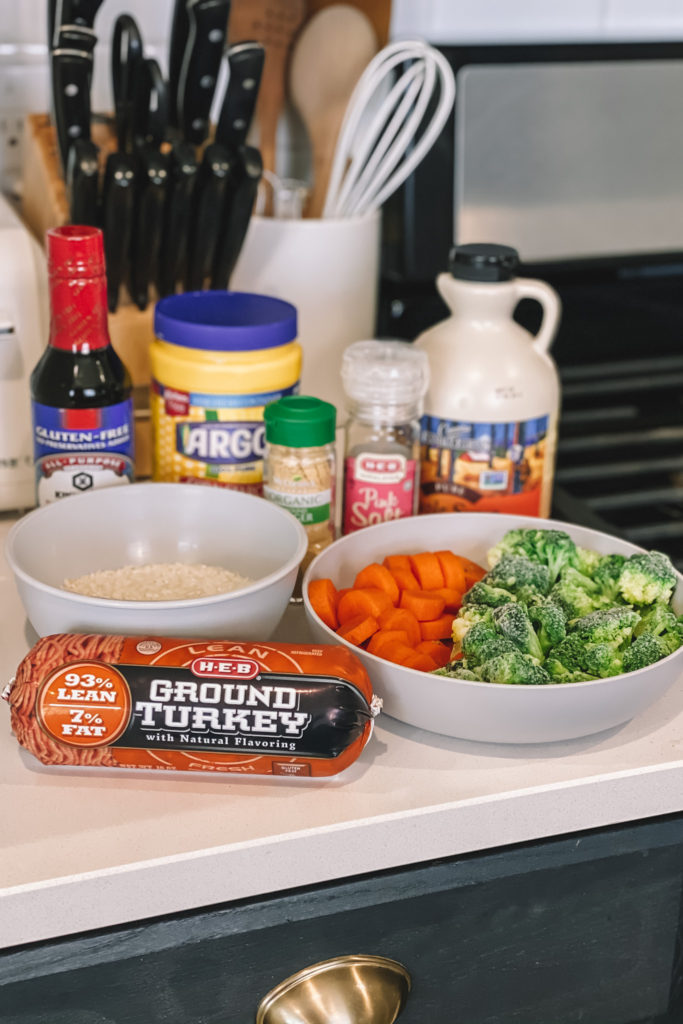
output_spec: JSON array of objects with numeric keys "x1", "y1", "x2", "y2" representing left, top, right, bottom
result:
[{"x1": 513, "y1": 279, "x2": 562, "y2": 354}]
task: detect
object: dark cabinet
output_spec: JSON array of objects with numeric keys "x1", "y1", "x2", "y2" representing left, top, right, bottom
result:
[{"x1": 2, "y1": 814, "x2": 683, "y2": 1024}]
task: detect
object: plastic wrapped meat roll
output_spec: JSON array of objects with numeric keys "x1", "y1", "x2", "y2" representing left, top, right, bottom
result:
[{"x1": 5, "y1": 634, "x2": 381, "y2": 777}]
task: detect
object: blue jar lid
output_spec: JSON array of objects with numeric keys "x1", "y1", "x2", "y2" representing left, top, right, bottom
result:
[{"x1": 154, "y1": 291, "x2": 298, "y2": 352}]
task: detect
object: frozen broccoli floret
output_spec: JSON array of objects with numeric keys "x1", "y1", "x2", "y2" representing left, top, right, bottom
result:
[
  {"x1": 573, "y1": 546, "x2": 604, "y2": 575},
  {"x1": 592, "y1": 554, "x2": 628, "y2": 603},
  {"x1": 550, "y1": 571, "x2": 604, "y2": 620},
  {"x1": 433, "y1": 664, "x2": 481, "y2": 680},
  {"x1": 486, "y1": 528, "x2": 532, "y2": 568},
  {"x1": 619, "y1": 551, "x2": 677, "y2": 607},
  {"x1": 487, "y1": 528, "x2": 577, "y2": 583},
  {"x1": 545, "y1": 660, "x2": 596, "y2": 684},
  {"x1": 622, "y1": 633, "x2": 673, "y2": 672},
  {"x1": 580, "y1": 642, "x2": 624, "y2": 679},
  {"x1": 572, "y1": 606, "x2": 640, "y2": 648},
  {"x1": 461, "y1": 621, "x2": 517, "y2": 667},
  {"x1": 462, "y1": 581, "x2": 517, "y2": 608},
  {"x1": 492, "y1": 602, "x2": 544, "y2": 662},
  {"x1": 529, "y1": 599, "x2": 567, "y2": 654},
  {"x1": 661, "y1": 632, "x2": 683, "y2": 656},
  {"x1": 544, "y1": 634, "x2": 590, "y2": 675},
  {"x1": 485, "y1": 555, "x2": 551, "y2": 603},
  {"x1": 451, "y1": 605, "x2": 494, "y2": 652},
  {"x1": 545, "y1": 626, "x2": 627, "y2": 680},
  {"x1": 478, "y1": 649, "x2": 551, "y2": 686},
  {"x1": 633, "y1": 603, "x2": 678, "y2": 639}
]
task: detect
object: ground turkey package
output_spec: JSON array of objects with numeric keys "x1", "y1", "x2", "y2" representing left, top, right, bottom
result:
[{"x1": 5, "y1": 634, "x2": 381, "y2": 778}]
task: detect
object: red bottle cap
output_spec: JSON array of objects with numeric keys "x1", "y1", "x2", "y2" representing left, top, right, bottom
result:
[{"x1": 46, "y1": 225, "x2": 106, "y2": 279}]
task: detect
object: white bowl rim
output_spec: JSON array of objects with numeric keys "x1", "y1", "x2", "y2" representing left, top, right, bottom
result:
[
  {"x1": 5, "y1": 482, "x2": 309, "y2": 610},
  {"x1": 302, "y1": 511, "x2": 683, "y2": 693}
]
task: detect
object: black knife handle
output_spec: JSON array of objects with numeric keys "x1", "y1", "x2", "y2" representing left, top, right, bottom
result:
[
  {"x1": 130, "y1": 145, "x2": 168, "y2": 311},
  {"x1": 185, "y1": 141, "x2": 234, "y2": 291},
  {"x1": 211, "y1": 144, "x2": 262, "y2": 290},
  {"x1": 214, "y1": 41, "x2": 264, "y2": 151},
  {"x1": 101, "y1": 151, "x2": 136, "y2": 313},
  {"x1": 56, "y1": 24, "x2": 97, "y2": 54},
  {"x1": 51, "y1": 47, "x2": 93, "y2": 175},
  {"x1": 111, "y1": 13, "x2": 143, "y2": 153},
  {"x1": 66, "y1": 136, "x2": 99, "y2": 226},
  {"x1": 61, "y1": 0, "x2": 105, "y2": 29},
  {"x1": 131, "y1": 58, "x2": 169, "y2": 151},
  {"x1": 178, "y1": 0, "x2": 231, "y2": 145},
  {"x1": 158, "y1": 141, "x2": 199, "y2": 297}
]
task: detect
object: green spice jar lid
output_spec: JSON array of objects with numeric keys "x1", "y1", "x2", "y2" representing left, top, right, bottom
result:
[{"x1": 264, "y1": 395, "x2": 336, "y2": 447}]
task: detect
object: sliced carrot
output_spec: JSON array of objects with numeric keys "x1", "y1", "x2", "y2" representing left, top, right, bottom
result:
[
  {"x1": 433, "y1": 586, "x2": 463, "y2": 612},
  {"x1": 419, "y1": 614, "x2": 455, "y2": 641},
  {"x1": 415, "y1": 640, "x2": 452, "y2": 668},
  {"x1": 435, "y1": 550, "x2": 467, "y2": 592},
  {"x1": 353, "y1": 563, "x2": 399, "y2": 605},
  {"x1": 390, "y1": 568, "x2": 420, "y2": 592},
  {"x1": 377, "y1": 606, "x2": 422, "y2": 646},
  {"x1": 400, "y1": 651, "x2": 438, "y2": 672},
  {"x1": 308, "y1": 577, "x2": 339, "y2": 630},
  {"x1": 336, "y1": 587, "x2": 353, "y2": 604},
  {"x1": 409, "y1": 552, "x2": 445, "y2": 590},
  {"x1": 337, "y1": 587, "x2": 393, "y2": 624},
  {"x1": 337, "y1": 614, "x2": 379, "y2": 646},
  {"x1": 399, "y1": 589, "x2": 446, "y2": 621},
  {"x1": 383, "y1": 554, "x2": 412, "y2": 573},
  {"x1": 380, "y1": 642, "x2": 419, "y2": 665},
  {"x1": 457, "y1": 555, "x2": 487, "y2": 587},
  {"x1": 367, "y1": 629, "x2": 411, "y2": 657}
]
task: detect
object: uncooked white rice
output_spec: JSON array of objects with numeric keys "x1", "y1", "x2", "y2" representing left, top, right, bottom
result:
[{"x1": 62, "y1": 563, "x2": 253, "y2": 602}]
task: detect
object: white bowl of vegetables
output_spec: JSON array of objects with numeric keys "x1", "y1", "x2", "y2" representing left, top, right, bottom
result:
[{"x1": 302, "y1": 513, "x2": 683, "y2": 744}]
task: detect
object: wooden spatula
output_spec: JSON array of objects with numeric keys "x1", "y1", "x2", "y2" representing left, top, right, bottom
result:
[
  {"x1": 289, "y1": 4, "x2": 378, "y2": 218},
  {"x1": 228, "y1": 0, "x2": 306, "y2": 178}
]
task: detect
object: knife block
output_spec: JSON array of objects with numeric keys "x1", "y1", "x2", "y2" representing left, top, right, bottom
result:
[{"x1": 20, "y1": 113, "x2": 154, "y2": 478}]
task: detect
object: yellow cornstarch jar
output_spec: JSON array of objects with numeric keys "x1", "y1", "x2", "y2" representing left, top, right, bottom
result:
[{"x1": 151, "y1": 291, "x2": 301, "y2": 492}]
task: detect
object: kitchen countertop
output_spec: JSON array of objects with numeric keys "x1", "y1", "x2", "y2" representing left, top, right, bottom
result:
[{"x1": 3, "y1": 510, "x2": 683, "y2": 950}]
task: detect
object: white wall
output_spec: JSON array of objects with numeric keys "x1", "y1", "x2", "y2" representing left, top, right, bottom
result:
[{"x1": 1, "y1": 0, "x2": 682, "y2": 192}]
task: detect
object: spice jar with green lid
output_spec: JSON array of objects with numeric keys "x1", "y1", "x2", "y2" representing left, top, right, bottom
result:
[{"x1": 263, "y1": 395, "x2": 337, "y2": 571}]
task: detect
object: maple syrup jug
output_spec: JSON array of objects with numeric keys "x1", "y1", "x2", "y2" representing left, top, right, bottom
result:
[{"x1": 415, "y1": 243, "x2": 561, "y2": 518}]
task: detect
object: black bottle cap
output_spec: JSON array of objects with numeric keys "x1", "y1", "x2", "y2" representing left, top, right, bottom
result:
[{"x1": 448, "y1": 243, "x2": 520, "y2": 282}]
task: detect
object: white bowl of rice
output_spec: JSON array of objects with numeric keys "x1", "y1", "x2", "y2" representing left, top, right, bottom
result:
[{"x1": 6, "y1": 483, "x2": 308, "y2": 640}]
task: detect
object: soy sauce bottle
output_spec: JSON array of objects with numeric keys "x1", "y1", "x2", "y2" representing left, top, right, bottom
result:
[{"x1": 30, "y1": 225, "x2": 135, "y2": 505}]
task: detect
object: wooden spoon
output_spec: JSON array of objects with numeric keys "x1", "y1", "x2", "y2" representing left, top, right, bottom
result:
[
  {"x1": 228, "y1": 0, "x2": 307, "y2": 178},
  {"x1": 305, "y1": 0, "x2": 392, "y2": 47},
  {"x1": 289, "y1": 4, "x2": 378, "y2": 218}
]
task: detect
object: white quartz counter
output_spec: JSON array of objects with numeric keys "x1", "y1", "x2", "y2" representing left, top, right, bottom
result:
[{"x1": 3, "y1": 509, "x2": 683, "y2": 950}]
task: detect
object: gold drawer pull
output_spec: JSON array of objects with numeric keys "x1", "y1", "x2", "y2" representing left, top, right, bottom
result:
[{"x1": 256, "y1": 953, "x2": 411, "y2": 1024}]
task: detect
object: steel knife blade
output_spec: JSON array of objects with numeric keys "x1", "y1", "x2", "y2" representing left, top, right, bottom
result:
[
  {"x1": 214, "y1": 41, "x2": 264, "y2": 152},
  {"x1": 177, "y1": 0, "x2": 231, "y2": 145}
]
